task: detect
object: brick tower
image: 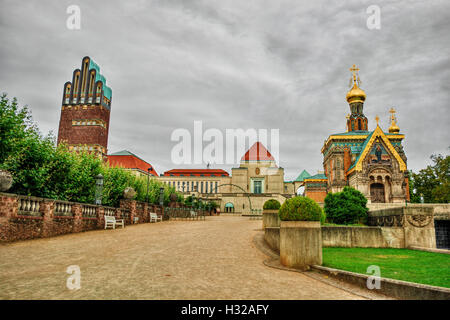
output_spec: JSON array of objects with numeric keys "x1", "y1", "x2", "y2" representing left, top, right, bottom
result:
[{"x1": 57, "y1": 56, "x2": 112, "y2": 158}]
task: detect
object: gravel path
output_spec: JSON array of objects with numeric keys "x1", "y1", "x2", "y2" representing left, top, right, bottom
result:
[{"x1": 1, "y1": 216, "x2": 372, "y2": 299}]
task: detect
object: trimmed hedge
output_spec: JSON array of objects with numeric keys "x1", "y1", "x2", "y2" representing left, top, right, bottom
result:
[
  {"x1": 263, "y1": 199, "x2": 281, "y2": 210},
  {"x1": 279, "y1": 196, "x2": 324, "y2": 222}
]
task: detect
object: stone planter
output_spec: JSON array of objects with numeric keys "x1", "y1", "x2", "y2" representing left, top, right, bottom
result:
[
  {"x1": 262, "y1": 209, "x2": 280, "y2": 229},
  {"x1": 0, "y1": 170, "x2": 13, "y2": 192},
  {"x1": 280, "y1": 221, "x2": 322, "y2": 270}
]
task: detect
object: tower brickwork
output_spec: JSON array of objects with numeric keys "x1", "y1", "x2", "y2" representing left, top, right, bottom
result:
[{"x1": 57, "y1": 56, "x2": 112, "y2": 158}]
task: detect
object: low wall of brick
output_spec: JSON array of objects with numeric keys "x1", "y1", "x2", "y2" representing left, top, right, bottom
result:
[{"x1": 0, "y1": 192, "x2": 164, "y2": 243}]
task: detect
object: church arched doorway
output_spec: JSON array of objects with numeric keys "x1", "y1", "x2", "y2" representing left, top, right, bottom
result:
[
  {"x1": 224, "y1": 202, "x2": 235, "y2": 213},
  {"x1": 370, "y1": 183, "x2": 385, "y2": 203}
]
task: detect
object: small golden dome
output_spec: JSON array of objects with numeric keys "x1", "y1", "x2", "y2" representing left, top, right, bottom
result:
[
  {"x1": 389, "y1": 121, "x2": 400, "y2": 133},
  {"x1": 346, "y1": 83, "x2": 366, "y2": 104},
  {"x1": 388, "y1": 107, "x2": 400, "y2": 133}
]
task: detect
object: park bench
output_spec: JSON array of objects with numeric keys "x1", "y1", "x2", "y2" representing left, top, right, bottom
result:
[
  {"x1": 150, "y1": 212, "x2": 162, "y2": 223},
  {"x1": 104, "y1": 215, "x2": 125, "y2": 229}
]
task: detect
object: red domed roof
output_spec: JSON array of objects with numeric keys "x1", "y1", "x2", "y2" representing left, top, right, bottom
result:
[{"x1": 241, "y1": 142, "x2": 275, "y2": 161}]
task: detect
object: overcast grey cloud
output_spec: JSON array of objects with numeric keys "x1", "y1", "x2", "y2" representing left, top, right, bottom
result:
[{"x1": 0, "y1": 0, "x2": 449, "y2": 179}]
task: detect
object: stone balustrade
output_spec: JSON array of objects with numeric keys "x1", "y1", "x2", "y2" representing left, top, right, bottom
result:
[
  {"x1": 54, "y1": 201, "x2": 73, "y2": 216},
  {"x1": 0, "y1": 192, "x2": 163, "y2": 243},
  {"x1": 17, "y1": 196, "x2": 42, "y2": 216}
]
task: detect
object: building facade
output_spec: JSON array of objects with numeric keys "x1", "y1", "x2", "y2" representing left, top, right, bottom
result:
[
  {"x1": 158, "y1": 142, "x2": 295, "y2": 213},
  {"x1": 319, "y1": 65, "x2": 409, "y2": 203},
  {"x1": 56, "y1": 58, "x2": 410, "y2": 208},
  {"x1": 57, "y1": 56, "x2": 112, "y2": 158}
]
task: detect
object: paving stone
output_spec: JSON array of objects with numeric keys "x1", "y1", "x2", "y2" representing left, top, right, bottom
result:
[{"x1": 1, "y1": 216, "x2": 370, "y2": 299}]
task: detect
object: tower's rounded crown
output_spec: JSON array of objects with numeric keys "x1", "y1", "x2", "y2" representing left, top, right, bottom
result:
[{"x1": 346, "y1": 83, "x2": 366, "y2": 104}]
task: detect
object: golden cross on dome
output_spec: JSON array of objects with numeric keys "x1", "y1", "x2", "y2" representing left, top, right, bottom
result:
[
  {"x1": 389, "y1": 107, "x2": 396, "y2": 121},
  {"x1": 349, "y1": 64, "x2": 360, "y2": 85},
  {"x1": 375, "y1": 115, "x2": 380, "y2": 125}
]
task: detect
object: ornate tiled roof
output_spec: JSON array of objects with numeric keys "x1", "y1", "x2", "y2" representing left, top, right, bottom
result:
[
  {"x1": 89, "y1": 59, "x2": 112, "y2": 100},
  {"x1": 305, "y1": 173, "x2": 327, "y2": 180},
  {"x1": 348, "y1": 131, "x2": 373, "y2": 170},
  {"x1": 331, "y1": 130, "x2": 371, "y2": 136},
  {"x1": 294, "y1": 169, "x2": 311, "y2": 182},
  {"x1": 347, "y1": 125, "x2": 407, "y2": 173}
]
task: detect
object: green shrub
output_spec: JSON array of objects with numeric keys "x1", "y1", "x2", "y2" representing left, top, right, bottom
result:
[
  {"x1": 320, "y1": 210, "x2": 326, "y2": 224},
  {"x1": 278, "y1": 196, "x2": 323, "y2": 221},
  {"x1": 324, "y1": 186, "x2": 368, "y2": 225},
  {"x1": 263, "y1": 199, "x2": 281, "y2": 210}
]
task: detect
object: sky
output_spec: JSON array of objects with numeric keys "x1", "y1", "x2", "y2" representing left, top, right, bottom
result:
[{"x1": 0, "y1": 0, "x2": 449, "y2": 180}]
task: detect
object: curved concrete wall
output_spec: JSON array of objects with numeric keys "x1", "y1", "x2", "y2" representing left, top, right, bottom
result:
[{"x1": 262, "y1": 210, "x2": 280, "y2": 228}]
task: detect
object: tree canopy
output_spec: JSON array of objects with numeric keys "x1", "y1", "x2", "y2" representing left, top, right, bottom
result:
[
  {"x1": 409, "y1": 151, "x2": 449, "y2": 203},
  {"x1": 324, "y1": 187, "x2": 368, "y2": 225},
  {"x1": 0, "y1": 93, "x2": 179, "y2": 207}
]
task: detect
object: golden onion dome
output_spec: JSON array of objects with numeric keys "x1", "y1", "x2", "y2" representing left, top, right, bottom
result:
[
  {"x1": 346, "y1": 83, "x2": 366, "y2": 104},
  {"x1": 389, "y1": 121, "x2": 400, "y2": 133},
  {"x1": 388, "y1": 107, "x2": 400, "y2": 133}
]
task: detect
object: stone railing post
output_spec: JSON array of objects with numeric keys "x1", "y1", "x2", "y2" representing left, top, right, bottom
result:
[
  {"x1": 40, "y1": 199, "x2": 54, "y2": 238},
  {"x1": 115, "y1": 208, "x2": 121, "y2": 219},
  {"x1": 72, "y1": 203, "x2": 83, "y2": 233},
  {"x1": 0, "y1": 193, "x2": 18, "y2": 242},
  {"x1": 129, "y1": 200, "x2": 136, "y2": 224},
  {"x1": 97, "y1": 206, "x2": 104, "y2": 229},
  {"x1": 139, "y1": 202, "x2": 148, "y2": 223}
]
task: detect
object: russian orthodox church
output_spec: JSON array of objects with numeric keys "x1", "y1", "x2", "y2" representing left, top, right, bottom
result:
[{"x1": 317, "y1": 65, "x2": 410, "y2": 203}]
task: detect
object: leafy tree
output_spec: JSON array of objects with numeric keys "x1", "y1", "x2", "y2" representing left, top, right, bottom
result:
[
  {"x1": 183, "y1": 195, "x2": 193, "y2": 206},
  {"x1": 324, "y1": 187, "x2": 368, "y2": 225},
  {"x1": 209, "y1": 201, "x2": 219, "y2": 209},
  {"x1": 0, "y1": 93, "x2": 178, "y2": 206},
  {"x1": 409, "y1": 152, "x2": 449, "y2": 203},
  {"x1": 278, "y1": 196, "x2": 323, "y2": 221},
  {"x1": 0, "y1": 94, "x2": 38, "y2": 164}
]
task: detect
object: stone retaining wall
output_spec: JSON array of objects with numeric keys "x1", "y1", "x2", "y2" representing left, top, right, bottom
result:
[
  {"x1": 322, "y1": 226, "x2": 404, "y2": 248},
  {"x1": 368, "y1": 206, "x2": 440, "y2": 249},
  {"x1": 262, "y1": 210, "x2": 280, "y2": 229},
  {"x1": 263, "y1": 205, "x2": 448, "y2": 250},
  {"x1": 265, "y1": 225, "x2": 405, "y2": 250},
  {"x1": 264, "y1": 227, "x2": 280, "y2": 253},
  {"x1": 0, "y1": 192, "x2": 163, "y2": 242}
]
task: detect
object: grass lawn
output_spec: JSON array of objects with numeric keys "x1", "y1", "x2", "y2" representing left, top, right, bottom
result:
[{"x1": 322, "y1": 247, "x2": 450, "y2": 288}]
